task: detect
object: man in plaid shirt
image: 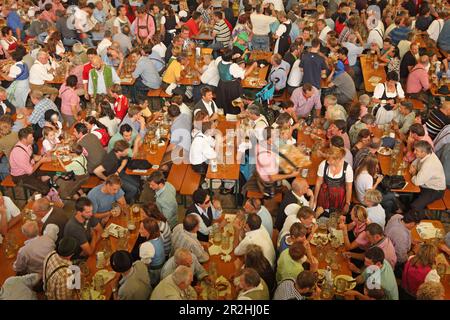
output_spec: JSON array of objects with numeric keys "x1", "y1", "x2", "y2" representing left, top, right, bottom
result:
[{"x1": 43, "y1": 237, "x2": 79, "y2": 300}]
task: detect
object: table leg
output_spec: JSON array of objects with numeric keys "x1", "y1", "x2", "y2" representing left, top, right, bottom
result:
[{"x1": 235, "y1": 179, "x2": 240, "y2": 208}]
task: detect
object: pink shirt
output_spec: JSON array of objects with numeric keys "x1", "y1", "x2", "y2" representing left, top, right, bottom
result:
[
  {"x1": 256, "y1": 144, "x2": 278, "y2": 182},
  {"x1": 9, "y1": 142, "x2": 34, "y2": 176},
  {"x1": 406, "y1": 64, "x2": 430, "y2": 94},
  {"x1": 59, "y1": 84, "x2": 80, "y2": 116},
  {"x1": 374, "y1": 237, "x2": 397, "y2": 269},
  {"x1": 134, "y1": 14, "x2": 155, "y2": 39},
  {"x1": 39, "y1": 10, "x2": 56, "y2": 23},
  {"x1": 69, "y1": 65, "x2": 84, "y2": 90}
]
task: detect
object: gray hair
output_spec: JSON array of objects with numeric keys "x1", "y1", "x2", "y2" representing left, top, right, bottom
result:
[
  {"x1": 414, "y1": 140, "x2": 432, "y2": 154},
  {"x1": 21, "y1": 221, "x2": 39, "y2": 239},
  {"x1": 37, "y1": 50, "x2": 48, "y2": 60},
  {"x1": 172, "y1": 265, "x2": 193, "y2": 286},
  {"x1": 173, "y1": 248, "x2": 192, "y2": 265},
  {"x1": 241, "y1": 268, "x2": 261, "y2": 288},
  {"x1": 364, "y1": 189, "x2": 383, "y2": 205},
  {"x1": 361, "y1": 114, "x2": 376, "y2": 125},
  {"x1": 247, "y1": 104, "x2": 260, "y2": 116}
]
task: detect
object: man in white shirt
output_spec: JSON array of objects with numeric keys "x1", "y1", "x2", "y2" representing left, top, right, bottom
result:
[
  {"x1": 250, "y1": 4, "x2": 277, "y2": 51},
  {"x1": 317, "y1": 19, "x2": 331, "y2": 46},
  {"x1": 193, "y1": 87, "x2": 219, "y2": 120},
  {"x1": 73, "y1": 4, "x2": 96, "y2": 47},
  {"x1": 97, "y1": 30, "x2": 113, "y2": 56},
  {"x1": 243, "y1": 198, "x2": 273, "y2": 238},
  {"x1": 409, "y1": 140, "x2": 446, "y2": 216},
  {"x1": 189, "y1": 121, "x2": 218, "y2": 174},
  {"x1": 233, "y1": 214, "x2": 276, "y2": 267},
  {"x1": 366, "y1": 19, "x2": 384, "y2": 49},
  {"x1": 427, "y1": 15, "x2": 445, "y2": 42},
  {"x1": 263, "y1": 0, "x2": 284, "y2": 12},
  {"x1": 0, "y1": 193, "x2": 21, "y2": 236},
  {"x1": 29, "y1": 50, "x2": 59, "y2": 101}
]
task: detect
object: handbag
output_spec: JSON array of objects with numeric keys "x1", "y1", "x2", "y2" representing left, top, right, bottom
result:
[
  {"x1": 379, "y1": 175, "x2": 406, "y2": 192},
  {"x1": 127, "y1": 159, "x2": 152, "y2": 170}
]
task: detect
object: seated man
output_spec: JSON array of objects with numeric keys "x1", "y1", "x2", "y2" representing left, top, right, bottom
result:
[
  {"x1": 119, "y1": 105, "x2": 148, "y2": 139},
  {"x1": 274, "y1": 270, "x2": 319, "y2": 300},
  {"x1": 185, "y1": 189, "x2": 222, "y2": 242},
  {"x1": 63, "y1": 198, "x2": 102, "y2": 260},
  {"x1": 290, "y1": 83, "x2": 322, "y2": 119},
  {"x1": 189, "y1": 121, "x2": 219, "y2": 175},
  {"x1": 108, "y1": 124, "x2": 142, "y2": 158},
  {"x1": 409, "y1": 140, "x2": 446, "y2": 214},
  {"x1": 350, "y1": 247, "x2": 399, "y2": 300},
  {"x1": 13, "y1": 221, "x2": 57, "y2": 275},
  {"x1": 233, "y1": 214, "x2": 275, "y2": 267},
  {"x1": 392, "y1": 101, "x2": 416, "y2": 140},
  {"x1": 129, "y1": 45, "x2": 162, "y2": 103},
  {"x1": 147, "y1": 171, "x2": 178, "y2": 229},
  {"x1": 243, "y1": 198, "x2": 273, "y2": 238},
  {"x1": 269, "y1": 54, "x2": 289, "y2": 96},
  {"x1": 27, "y1": 90, "x2": 60, "y2": 139},
  {"x1": 164, "y1": 104, "x2": 192, "y2": 164},
  {"x1": 0, "y1": 191, "x2": 21, "y2": 236},
  {"x1": 31, "y1": 198, "x2": 67, "y2": 244},
  {"x1": 160, "y1": 248, "x2": 208, "y2": 281},
  {"x1": 73, "y1": 122, "x2": 106, "y2": 174},
  {"x1": 0, "y1": 87, "x2": 16, "y2": 116},
  {"x1": 276, "y1": 178, "x2": 314, "y2": 231},
  {"x1": 0, "y1": 273, "x2": 40, "y2": 300},
  {"x1": 246, "y1": 104, "x2": 269, "y2": 141},
  {"x1": 161, "y1": 54, "x2": 190, "y2": 97},
  {"x1": 193, "y1": 87, "x2": 220, "y2": 120},
  {"x1": 171, "y1": 215, "x2": 209, "y2": 263},
  {"x1": 326, "y1": 119, "x2": 351, "y2": 150},
  {"x1": 406, "y1": 55, "x2": 431, "y2": 102},
  {"x1": 110, "y1": 250, "x2": 152, "y2": 300},
  {"x1": 425, "y1": 101, "x2": 450, "y2": 140},
  {"x1": 236, "y1": 268, "x2": 270, "y2": 300},
  {"x1": 150, "y1": 265, "x2": 197, "y2": 300},
  {"x1": 87, "y1": 174, "x2": 127, "y2": 223},
  {"x1": 29, "y1": 50, "x2": 59, "y2": 101},
  {"x1": 93, "y1": 140, "x2": 140, "y2": 204},
  {"x1": 9, "y1": 126, "x2": 52, "y2": 194}
]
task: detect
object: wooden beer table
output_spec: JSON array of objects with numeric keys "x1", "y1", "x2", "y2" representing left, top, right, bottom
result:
[{"x1": 360, "y1": 55, "x2": 387, "y2": 93}]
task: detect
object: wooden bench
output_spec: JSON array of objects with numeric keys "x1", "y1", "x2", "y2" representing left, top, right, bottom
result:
[
  {"x1": 0, "y1": 175, "x2": 29, "y2": 200},
  {"x1": 167, "y1": 163, "x2": 189, "y2": 192},
  {"x1": 246, "y1": 190, "x2": 283, "y2": 203},
  {"x1": 179, "y1": 166, "x2": 202, "y2": 206},
  {"x1": 444, "y1": 189, "x2": 450, "y2": 209},
  {"x1": 272, "y1": 90, "x2": 290, "y2": 103},
  {"x1": 426, "y1": 198, "x2": 446, "y2": 220},
  {"x1": 404, "y1": 98, "x2": 425, "y2": 111},
  {"x1": 147, "y1": 88, "x2": 162, "y2": 97},
  {"x1": 80, "y1": 176, "x2": 102, "y2": 191}
]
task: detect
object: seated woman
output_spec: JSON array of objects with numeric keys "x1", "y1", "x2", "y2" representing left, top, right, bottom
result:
[
  {"x1": 372, "y1": 71, "x2": 405, "y2": 125},
  {"x1": 0, "y1": 26, "x2": 18, "y2": 55},
  {"x1": 339, "y1": 205, "x2": 370, "y2": 250},
  {"x1": 313, "y1": 146, "x2": 353, "y2": 215},
  {"x1": 401, "y1": 243, "x2": 440, "y2": 299},
  {"x1": 354, "y1": 154, "x2": 396, "y2": 219},
  {"x1": 350, "y1": 129, "x2": 372, "y2": 157}
]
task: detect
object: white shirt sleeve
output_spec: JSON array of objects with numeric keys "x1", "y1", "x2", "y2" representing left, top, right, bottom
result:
[
  {"x1": 160, "y1": 16, "x2": 166, "y2": 25},
  {"x1": 396, "y1": 82, "x2": 405, "y2": 99},
  {"x1": 229, "y1": 63, "x2": 245, "y2": 79},
  {"x1": 317, "y1": 160, "x2": 326, "y2": 177},
  {"x1": 373, "y1": 83, "x2": 385, "y2": 99},
  {"x1": 8, "y1": 64, "x2": 21, "y2": 78},
  {"x1": 4, "y1": 196, "x2": 20, "y2": 222},
  {"x1": 345, "y1": 165, "x2": 354, "y2": 183},
  {"x1": 275, "y1": 24, "x2": 287, "y2": 37},
  {"x1": 111, "y1": 67, "x2": 121, "y2": 84}
]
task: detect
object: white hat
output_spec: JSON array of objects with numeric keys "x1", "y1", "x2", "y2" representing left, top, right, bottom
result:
[
  {"x1": 139, "y1": 242, "x2": 155, "y2": 265},
  {"x1": 43, "y1": 224, "x2": 60, "y2": 243},
  {"x1": 284, "y1": 203, "x2": 301, "y2": 216}
]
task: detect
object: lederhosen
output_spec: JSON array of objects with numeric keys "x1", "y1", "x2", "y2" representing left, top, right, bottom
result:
[
  {"x1": 316, "y1": 161, "x2": 348, "y2": 214},
  {"x1": 189, "y1": 206, "x2": 214, "y2": 242},
  {"x1": 277, "y1": 22, "x2": 292, "y2": 57},
  {"x1": 136, "y1": 14, "x2": 150, "y2": 42}
]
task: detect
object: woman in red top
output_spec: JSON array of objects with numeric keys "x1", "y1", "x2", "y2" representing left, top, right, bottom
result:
[
  {"x1": 111, "y1": 84, "x2": 129, "y2": 120},
  {"x1": 401, "y1": 243, "x2": 439, "y2": 298},
  {"x1": 0, "y1": 26, "x2": 18, "y2": 54}
]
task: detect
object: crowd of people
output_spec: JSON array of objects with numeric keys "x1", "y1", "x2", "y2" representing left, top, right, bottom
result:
[{"x1": 0, "y1": 0, "x2": 449, "y2": 301}]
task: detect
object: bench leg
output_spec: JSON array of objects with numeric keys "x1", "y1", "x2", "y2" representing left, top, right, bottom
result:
[{"x1": 235, "y1": 179, "x2": 240, "y2": 208}]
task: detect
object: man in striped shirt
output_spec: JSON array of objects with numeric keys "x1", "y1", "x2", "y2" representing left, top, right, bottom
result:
[
  {"x1": 425, "y1": 101, "x2": 450, "y2": 140},
  {"x1": 210, "y1": 11, "x2": 231, "y2": 51}
]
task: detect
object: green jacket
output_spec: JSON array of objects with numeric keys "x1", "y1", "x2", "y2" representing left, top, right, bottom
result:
[{"x1": 90, "y1": 66, "x2": 113, "y2": 97}]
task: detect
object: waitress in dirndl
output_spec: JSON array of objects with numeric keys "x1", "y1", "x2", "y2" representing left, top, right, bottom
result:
[
  {"x1": 2, "y1": 48, "x2": 30, "y2": 109},
  {"x1": 215, "y1": 49, "x2": 257, "y2": 115},
  {"x1": 313, "y1": 146, "x2": 353, "y2": 216}
]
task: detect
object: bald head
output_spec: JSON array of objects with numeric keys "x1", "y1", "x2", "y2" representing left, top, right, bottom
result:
[
  {"x1": 22, "y1": 221, "x2": 39, "y2": 239},
  {"x1": 91, "y1": 55, "x2": 104, "y2": 69},
  {"x1": 292, "y1": 178, "x2": 309, "y2": 195},
  {"x1": 32, "y1": 198, "x2": 51, "y2": 217},
  {"x1": 419, "y1": 55, "x2": 429, "y2": 66}
]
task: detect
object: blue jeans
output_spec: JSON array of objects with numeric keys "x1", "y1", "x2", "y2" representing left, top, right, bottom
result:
[
  {"x1": 251, "y1": 35, "x2": 270, "y2": 51},
  {"x1": 129, "y1": 77, "x2": 151, "y2": 104},
  {"x1": 0, "y1": 156, "x2": 9, "y2": 181},
  {"x1": 119, "y1": 172, "x2": 141, "y2": 204},
  {"x1": 62, "y1": 38, "x2": 80, "y2": 47}
]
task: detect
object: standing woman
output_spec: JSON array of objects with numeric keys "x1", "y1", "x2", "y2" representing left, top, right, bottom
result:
[
  {"x1": 273, "y1": 12, "x2": 292, "y2": 56},
  {"x1": 98, "y1": 101, "x2": 119, "y2": 137},
  {"x1": 160, "y1": 4, "x2": 181, "y2": 47},
  {"x1": 215, "y1": 49, "x2": 257, "y2": 115},
  {"x1": 313, "y1": 146, "x2": 353, "y2": 214},
  {"x1": 2, "y1": 47, "x2": 30, "y2": 110},
  {"x1": 113, "y1": 5, "x2": 132, "y2": 35},
  {"x1": 372, "y1": 71, "x2": 405, "y2": 125}
]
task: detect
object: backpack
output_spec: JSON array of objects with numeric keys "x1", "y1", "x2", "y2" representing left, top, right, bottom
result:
[
  {"x1": 255, "y1": 81, "x2": 276, "y2": 104},
  {"x1": 94, "y1": 127, "x2": 110, "y2": 147}
]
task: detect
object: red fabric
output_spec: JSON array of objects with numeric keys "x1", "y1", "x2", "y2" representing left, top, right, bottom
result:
[
  {"x1": 94, "y1": 127, "x2": 110, "y2": 147},
  {"x1": 401, "y1": 259, "x2": 431, "y2": 296},
  {"x1": 82, "y1": 63, "x2": 93, "y2": 82},
  {"x1": 316, "y1": 182, "x2": 346, "y2": 211},
  {"x1": 224, "y1": 19, "x2": 233, "y2": 33},
  {"x1": 125, "y1": 5, "x2": 136, "y2": 23},
  {"x1": 114, "y1": 95, "x2": 129, "y2": 120},
  {"x1": 335, "y1": 20, "x2": 345, "y2": 36},
  {"x1": 185, "y1": 18, "x2": 200, "y2": 37}
]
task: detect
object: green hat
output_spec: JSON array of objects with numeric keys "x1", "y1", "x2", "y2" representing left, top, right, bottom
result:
[
  {"x1": 237, "y1": 32, "x2": 249, "y2": 42},
  {"x1": 57, "y1": 237, "x2": 78, "y2": 257}
]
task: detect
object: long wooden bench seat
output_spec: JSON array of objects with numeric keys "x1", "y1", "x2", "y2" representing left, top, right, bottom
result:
[
  {"x1": 80, "y1": 176, "x2": 102, "y2": 190},
  {"x1": 147, "y1": 89, "x2": 161, "y2": 97},
  {"x1": 426, "y1": 199, "x2": 446, "y2": 211},
  {"x1": 180, "y1": 166, "x2": 201, "y2": 205},
  {"x1": 444, "y1": 189, "x2": 450, "y2": 209},
  {"x1": 1, "y1": 175, "x2": 16, "y2": 188},
  {"x1": 0, "y1": 175, "x2": 29, "y2": 200},
  {"x1": 167, "y1": 163, "x2": 189, "y2": 192}
]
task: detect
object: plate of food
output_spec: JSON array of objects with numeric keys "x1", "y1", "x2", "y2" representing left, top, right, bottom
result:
[
  {"x1": 310, "y1": 232, "x2": 329, "y2": 246},
  {"x1": 334, "y1": 275, "x2": 356, "y2": 293},
  {"x1": 377, "y1": 146, "x2": 392, "y2": 156}
]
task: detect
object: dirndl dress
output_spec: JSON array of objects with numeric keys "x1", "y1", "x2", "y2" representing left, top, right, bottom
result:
[
  {"x1": 215, "y1": 61, "x2": 243, "y2": 115},
  {"x1": 6, "y1": 61, "x2": 30, "y2": 108}
]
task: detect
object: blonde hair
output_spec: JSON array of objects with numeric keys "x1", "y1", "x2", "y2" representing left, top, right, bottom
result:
[
  {"x1": 324, "y1": 146, "x2": 346, "y2": 161},
  {"x1": 411, "y1": 243, "x2": 437, "y2": 268},
  {"x1": 352, "y1": 205, "x2": 368, "y2": 222},
  {"x1": 364, "y1": 189, "x2": 383, "y2": 205},
  {"x1": 417, "y1": 281, "x2": 445, "y2": 300}
]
